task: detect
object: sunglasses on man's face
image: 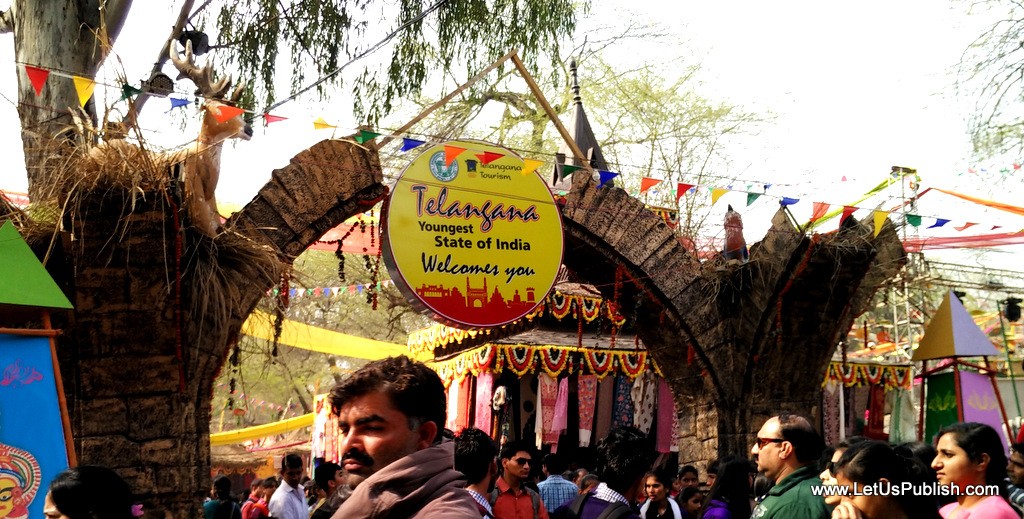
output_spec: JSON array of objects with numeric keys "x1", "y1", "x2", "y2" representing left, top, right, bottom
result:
[
  {"x1": 754, "y1": 437, "x2": 785, "y2": 449},
  {"x1": 513, "y1": 457, "x2": 532, "y2": 466}
]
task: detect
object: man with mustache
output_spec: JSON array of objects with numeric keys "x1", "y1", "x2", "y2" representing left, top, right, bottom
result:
[{"x1": 329, "y1": 355, "x2": 479, "y2": 518}]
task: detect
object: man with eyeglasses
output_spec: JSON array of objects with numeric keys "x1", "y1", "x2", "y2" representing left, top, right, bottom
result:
[
  {"x1": 491, "y1": 441, "x2": 548, "y2": 519},
  {"x1": 1006, "y1": 442, "x2": 1024, "y2": 512},
  {"x1": 749, "y1": 414, "x2": 829, "y2": 519}
]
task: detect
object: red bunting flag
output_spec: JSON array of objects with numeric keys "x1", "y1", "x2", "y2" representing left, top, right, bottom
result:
[
  {"x1": 263, "y1": 113, "x2": 287, "y2": 124},
  {"x1": 840, "y1": 206, "x2": 857, "y2": 224},
  {"x1": 213, "y1": 105, "x2": 245, "y2": 123},
  {"x1": 444, "y1": 145, "x2": 466, "y2": 166},
  {"x1": 475, "y1": 151, "x2": 504, "y2": 165},
  {"x1": 25, "y1": 65, "x2": 49, "y2": 96},
  {"x1": 954, "y1": 222, "x2": 976, "y2": 231},
  {"x1": 676, "y1": 183, "x2": 694, "y2": 201},
  {"x1": 809, "y1": 202, "x2": 830, "y2": 222},
  {"x1": 639, "y1": 177, "x2": 662, "y2": 194}
]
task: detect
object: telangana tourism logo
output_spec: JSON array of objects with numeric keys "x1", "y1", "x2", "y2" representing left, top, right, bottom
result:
[
  {"x1": 383, "y1": 139, "x2": 564, "y2": 328},
  {"x1": 428, "y1": 151, "x2": 458, "y2": 182}
]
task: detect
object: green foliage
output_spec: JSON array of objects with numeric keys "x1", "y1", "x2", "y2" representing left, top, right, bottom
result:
[{"x1": 210, "y1": 0, "x2": 580, "y2": 121}]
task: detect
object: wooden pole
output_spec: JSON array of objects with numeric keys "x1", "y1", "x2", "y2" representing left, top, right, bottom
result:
[
  {"x1": 918, "y1": 360, "x2": 926, "y2": 441},
  {"x1": 0, "y1": 327, "x2": 60, "y2": 337},
  {"x1": 954, "y1": 362, "x2": 964, "y2": 422},
  {"x1": 379, "y1": 49, "x2": 520, "y2": 149},
  {"x1": 42, "y1": 311, "x2": 77, "y2": 466},
  {"x1": 509, "y1": 52, "x2": 593, "y2": 172}
]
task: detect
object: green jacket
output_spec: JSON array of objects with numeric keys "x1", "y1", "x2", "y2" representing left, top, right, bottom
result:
[{"x1": 750, "y1": 465, "x2": 829, "y2": 519}]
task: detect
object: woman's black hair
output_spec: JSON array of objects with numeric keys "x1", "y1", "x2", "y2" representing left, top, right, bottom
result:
[
  {"x1": 835, "y1": 440, "x2": 940, "y2": 519},
  {"x1": 49, "y1": 465, "x2": 135, "y2": 519},
  {"x1": 936, "y1": 422, "x2": 1010, "y2": 498},
  {"x1": 643, "y1": 469, "x2": 674, "y2": 502},
  {"x1": 699, "y1": 457, "x2": 751, "y2": 519}
]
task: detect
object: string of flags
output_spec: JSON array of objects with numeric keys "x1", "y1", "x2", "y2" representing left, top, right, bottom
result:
[
  {"x1": 17, "y1": 62, "x2": 1024, "y2": 237},
  {"x1": 632, "y1": 176, "x2": 1024, "y2": 238}
]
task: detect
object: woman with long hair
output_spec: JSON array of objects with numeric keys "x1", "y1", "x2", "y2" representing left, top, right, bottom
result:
[
  {"x1": 43, "y1": 466, "x2": 138, "y2": 519},
  {"x1": 677, "y1": 487, "x2": 703, "y2": 519},
  {"x1": 931, "y1": 422, "x2": 1018, "y2": 518},
  {"x1": 640, "y1": 469, "x2": 683, "y2": 519},
  {"x1": 699, "y1": 458, "x2": 751, "y2": 519},
  {"x1": 830, "y1": 439, "x2": 940, "y2": 519}
]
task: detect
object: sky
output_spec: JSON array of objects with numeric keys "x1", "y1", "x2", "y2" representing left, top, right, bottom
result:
[{"x1": 0, "y1": 0, "x2": 1022, "y2": 272}]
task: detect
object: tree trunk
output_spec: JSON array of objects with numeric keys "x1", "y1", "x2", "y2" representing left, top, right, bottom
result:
[
  {"x1": 14, "y1": 0, "x2": 99, "y2": 200},
  {"x1": 53, "y1": 138, "x2": 385, "y2": 516}
]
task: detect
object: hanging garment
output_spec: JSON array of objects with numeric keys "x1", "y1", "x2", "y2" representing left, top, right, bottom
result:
[
  {"x1": 538, "y1": 373, "x2": 560, "y2": 447},
  {"x1": 888, "y1": 388, "x2": 916, "y2": 444},
  {"x1": 595, "y1": 376, "x2": 615, "y2": 440},
  {"x1": 631, "y1": 372, "x2": 657, "y2": 434},
  {"x1": 455, "y1": 376, "x2": 473, "y2": 434},
  {"x1": 446, "y1": 380, "x2": 461, "y2": 432},
  {"x1": 578, "y1": 375, "x2": 598, "y2": 447},
  {"x1": 474, "y1": 372, "x2": 495, "y2": 432},
  {"x1": 612, "y1": 375, "x2": 635, "y2": 429},
  {"x1": 655, "y1": 379, "x2": 676, "y2": 453}
]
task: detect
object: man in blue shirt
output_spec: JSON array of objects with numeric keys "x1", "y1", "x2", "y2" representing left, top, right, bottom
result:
[{"x1": 537, "y1": 454, "x2": 577, "y2": 512}]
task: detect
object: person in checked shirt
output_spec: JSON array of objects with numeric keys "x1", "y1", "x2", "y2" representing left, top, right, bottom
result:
[{"x1": 537, "y1": 454, "x2": 578, "y2": 512}]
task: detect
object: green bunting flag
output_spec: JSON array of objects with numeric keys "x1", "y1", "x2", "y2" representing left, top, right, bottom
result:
[
  {"x1": 119, "y1": 84, "x2": 143, "y2": 102},
  {"x1": 354, "y1": 129, "x2": 381, "y2": 144},
  {"x1": 746, "y1": 192, "x2": 762, "y2": 207},
  {"x1": 561, "y1": 164, "x2": 582, "y2": 178},
  {"x1": 906, "y1": 214, "x2": 922, "y2": 227}
]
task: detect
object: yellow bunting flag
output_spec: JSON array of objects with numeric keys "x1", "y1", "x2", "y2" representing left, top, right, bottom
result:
[
  {"x1": 873, "y1": 209, "x2": 888, "y2": 237},
  {"x1": 213, "y1": 105, "x2": 245, "y2": 123},
  {"x1": 72, "y1": 76, "x2": 96, "y2": 107},
  {"x1": 711, "y1": 188, "x2": 728, "y2": 205},
  {"x1": 521, "y1": 159, "x2": 544, "y2": 176},
  {"x1": 313, "y1": 117, "x2": 336, "y2": 130}
]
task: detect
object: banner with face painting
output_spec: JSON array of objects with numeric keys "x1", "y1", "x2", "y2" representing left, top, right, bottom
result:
[{"x1": 0, "y1": 334, "x2": 70, "y2": 519}]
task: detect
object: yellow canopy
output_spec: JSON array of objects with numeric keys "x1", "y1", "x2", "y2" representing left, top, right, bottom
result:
[
  {"x1": 210, "y1": 412, "x2": 315, "y2": 446},
  {"x1": 242, "y1": 309, "x2": 426, "y2": 361}
]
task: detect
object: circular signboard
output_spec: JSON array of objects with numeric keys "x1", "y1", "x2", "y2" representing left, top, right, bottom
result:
[{"x1": 382, "y1": 139, "x2": 564, "y2": 328}]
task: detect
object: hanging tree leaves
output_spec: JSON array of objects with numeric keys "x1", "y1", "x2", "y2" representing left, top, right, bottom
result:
[{"x1": 212, "y1": 0, "x2": 581, "y2": 122}]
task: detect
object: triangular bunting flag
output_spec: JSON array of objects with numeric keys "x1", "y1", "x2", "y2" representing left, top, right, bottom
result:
[
  {"x1": 354, "y1": 129, "x2": 381, "y2": 144},
  {"x1": 954, "y1": 222, "x2": 977, "y2": 232},
  {"x1": 873, "y1": 209, "x2": 888, "y2": 237},
  {"x1": 840, "y1": 206, "x2": 857, "y2": 225},
  {"x1": 213, "y1": 104, "x2": 245, "y2": 123},
  {"x1": 598, "y1": 170, "x2": 619, "y2": 188},
  {"x1": 746, "y1": 192, "x2": 761, "y2": 206},
  {"x1": 710, "y1": 188, "x2": 728, "y2": 205},
  {"x1": 992, "y1": 225, "x2": 1002, "y2": 231},
  {"x1": 561, "y1": 164, "x2": 582, "y2": 178},
  {"x1": 928, "y1": 218, "x2": 950, "y2": 229},
  {"x1": 809, "y1": 202, "x2": 830, "y2": 222},
  {"x1": 906, "y1": 214, "x2": 921, "y2": 227},
  {"x1": 521, "y1": 159, "x2": 544, "y2": 176},
  {"x1": 263, "y1": 113, "x2": 287, "y2": 124},
  {"x1": 401, "y1": 138, "x2": 426, "y2": 152},
  {"x1": 24, "y1": 65, "x2": 49, "y2": 96},
  {"x1": 677, "y1": 183, "x2": 695, "y2": 201},
  {"x1": 476, "y1": 151, "x2": 504, "y2": 165},
  {"x1": 0, "y1": 220, "x2": 73, "y2": 309},
  {"x1": 444, "y1": 145, "x2": 466, "y2": 166},
  {"x1": 72, "y1": 76, "x2": 96, "y2": 107},
  {"x1": 912, "y1": 290, "x2": 1000, "y2": 360},
  {"x1": 119, "y1": 84, "x2": 143, "y2": 101},
  {"x1": 313, "y1": 117, "x2": 336, "y2": 130},
  {"x1": 780, "y1": 197, "x2": 799, "y2": 207},
  {"x1": 764, "y1": 183, "x2": 773, "y2": 191},
  {"x1": 640, "y1": 177, "x2": 662, "y2": 194},
  {"x1": 169, "y1": 97, "x2": 191, "y2": 110}
]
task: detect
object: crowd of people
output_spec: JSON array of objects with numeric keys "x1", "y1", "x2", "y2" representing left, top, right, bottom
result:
[{"x1": 38, "y1": 355, "x2": 1024, "y2": 519}]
